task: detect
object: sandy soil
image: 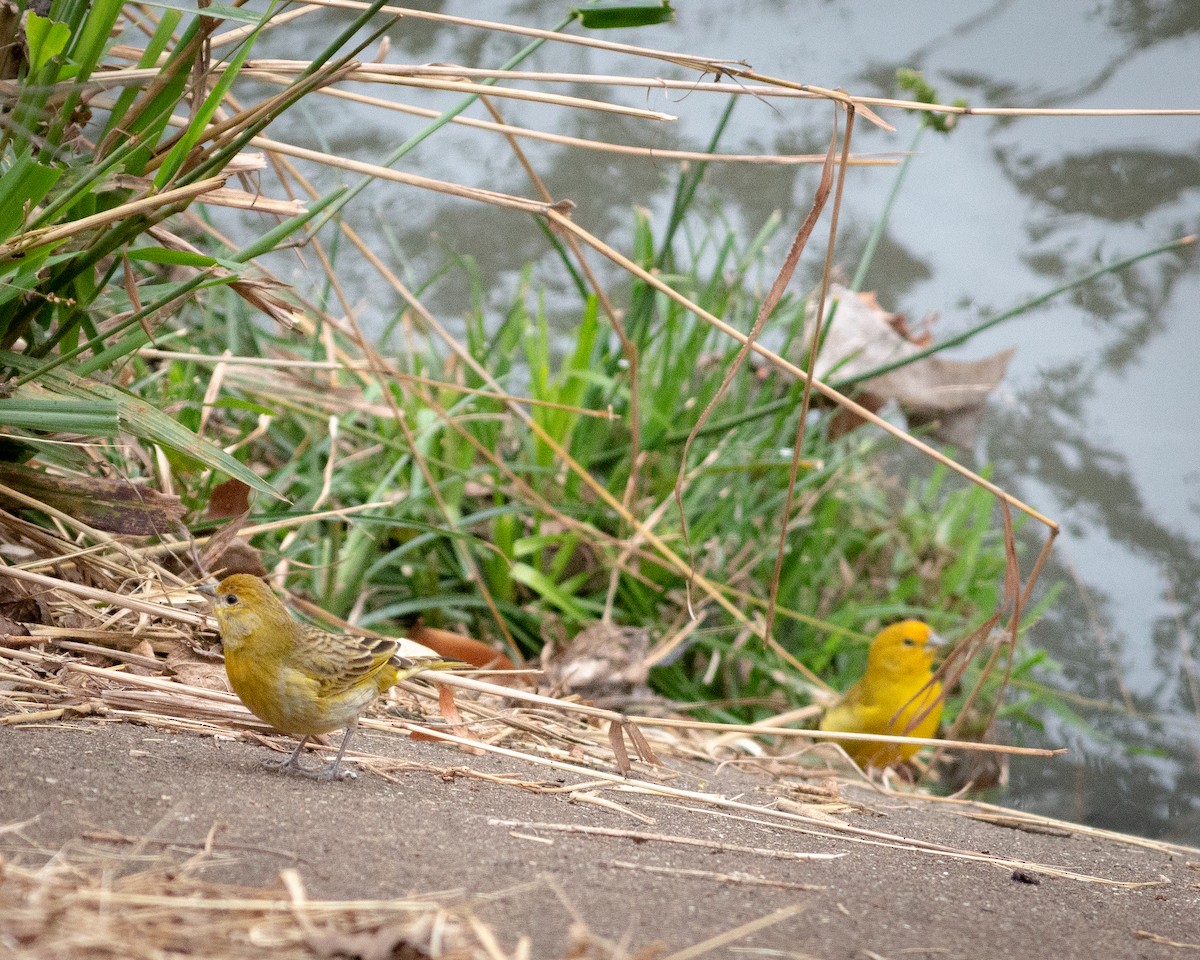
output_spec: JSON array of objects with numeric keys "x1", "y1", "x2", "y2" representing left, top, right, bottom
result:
[{"x1": 3, "y1": 721, "x2": 1198, "y2": 959}]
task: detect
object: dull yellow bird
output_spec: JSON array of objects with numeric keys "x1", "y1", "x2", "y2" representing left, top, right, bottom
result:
[
  {"x1": 818, "y1": 620, "x2": 945, "y2": 768},
  {"x1": 210, "y1": 573, "x2": 461, "y2": 779}
]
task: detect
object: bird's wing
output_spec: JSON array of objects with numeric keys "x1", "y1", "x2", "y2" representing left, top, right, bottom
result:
[
  {"x1": 820, "y1": 676, "x2": 902, "y2": 733},
  {"x1": 821, "y1": 675, "x2": 939, "y2": 735},
  {"x1": 295, "y1": 624, "x2": 399, "y2": 696}
]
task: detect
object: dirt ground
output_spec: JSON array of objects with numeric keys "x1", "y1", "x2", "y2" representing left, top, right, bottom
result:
[{"x1": 3, "y1": 721, "x2": 1198, "y2": 959}]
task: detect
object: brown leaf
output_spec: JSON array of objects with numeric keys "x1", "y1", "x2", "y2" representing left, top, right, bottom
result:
[
  {"x1": 198, "y1": 502, "x2": 261, "y2": 579},
  {"x1": 0, "y1": 578, "x2": 41, "y2": 626},
  {"x1": 0, "y1": 615, "x2": 29, "y2": 637},
  {"x1": 204, "y1": 537, "x2": 267, "y2": 580},
  {"x1": 433, "y1": 682, "x2": 484, "y2": 755},
  {"x1": 0, "y1": 463, "x2": 184, "y2": 535},
  {"x1": 125, "y1": 638, "x2": 159, "y2": 675},
  {"x1": 608, "y1": 720, "x2": 631, "y2": 776},
  {"x1": 164, "y1": 644, "x2": 230, "y2": 691},
  {"x1": 407, "y1": 624, "x2": 516, "y2": 672},
  {"x1": 205, "y1": 477, "x2": 251, "y2": 519},
  {"x1": 808, "y1": 285, "x2": 1014, "y2": 447}
]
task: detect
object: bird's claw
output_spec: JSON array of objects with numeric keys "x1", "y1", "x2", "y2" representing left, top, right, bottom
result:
[
  {"x1": 263, "y1": 755, "x2": 356, "y2": 780},
  {"x1": 315, "y1": 765, "x2": 357, "y2": 781}
]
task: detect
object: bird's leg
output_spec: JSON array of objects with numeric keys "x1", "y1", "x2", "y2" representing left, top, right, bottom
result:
[
  {"x1": 264, "y1": 736, "x2": 310, "y2": 773},
  {"x1": 315, "y1": 723, "x2": 358, "y2": 780}
]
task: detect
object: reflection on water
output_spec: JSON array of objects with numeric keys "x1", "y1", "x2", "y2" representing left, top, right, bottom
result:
[{"x1": 254, "y1": 1, "x2": 1200, "y2": 839}]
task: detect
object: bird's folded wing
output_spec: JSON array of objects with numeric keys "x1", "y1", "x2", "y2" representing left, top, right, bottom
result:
[{"x1": 296, "y1": 625, "x2": 399, "y2": 695}]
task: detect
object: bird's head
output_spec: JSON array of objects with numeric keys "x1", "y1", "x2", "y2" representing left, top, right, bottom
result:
[
  {"x1": 210, "y1": 573, "x2": 291, "y2": 648},
  {"x1": 866, "y1": 620, "x2": 943, "y2": 678}
]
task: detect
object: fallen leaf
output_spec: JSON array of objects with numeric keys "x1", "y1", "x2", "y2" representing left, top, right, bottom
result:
[
  {"x1": 205, "y1": 477, "x2": 251, "y2": 519},
  {"x1": 407, "y1": 624, "x2": 516, "y2": 673},
  {"x1": 0, "y1": 462, "x2": 184, "y2": 535},
  {"x1": 807, "y1": 285, "x2": 1014, "y2": 447},
  {"x1": 428, "y1": 682, "x2": 484, "y2": 755},
  {"x1": 204, "y1": 537, "x2": 268, "y2": 579},
  {"x1": 164, "y1": 644, "x2": 231, "y2": 691}
]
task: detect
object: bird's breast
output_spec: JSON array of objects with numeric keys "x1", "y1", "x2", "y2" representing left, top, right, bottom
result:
[{"x1": 224, "y1": 647, "x2": 364, "y2": 736}]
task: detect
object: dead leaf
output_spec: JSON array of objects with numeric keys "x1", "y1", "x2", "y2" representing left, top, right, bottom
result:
[
  {"x1": 0, "y1": 615, "x2": 29, "y2": 637},
  {"x1": 206, "y1": 477, "x2": 251, "y2": 519},
  {"x1": 407, "y1": 624, "x2": 516, "y2": 673},
  {"x1": 608, "y1": 720, "x2": 631, "y2": 776},
  {"x1": 0, "y1": 463, "x2": 184, "y2": 535},
  {"x1": 204, "y1": 536, "x2": 267, "y2": 580},
  {"x1": 164, "y1": 644, "x2": 230, "y2": 691},
  {"x1": 430, "y1": 682, "x2": 483, "y2": 755},
  {"x1": 807, "y1": 285, "x2": 1014, "y2": 447},
  {"x1": 126, "y1": 638, "x2": 159, "y2": 675},
  {"x1": 198, "y1": 504, "x2": 261, "y2": 579},
  {"x1": 0, "y1": 578, "x2": 41, "y2": 626}
]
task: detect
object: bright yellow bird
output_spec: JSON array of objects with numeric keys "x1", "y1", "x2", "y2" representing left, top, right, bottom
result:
[
  {"x1": 210, "y1": 574, "x2": 461, "y2": 779},
  {"x1": 818, "y1": 620, "x2": 945, "y2": 768}
]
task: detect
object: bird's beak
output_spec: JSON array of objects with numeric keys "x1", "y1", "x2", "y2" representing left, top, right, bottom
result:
[
  {"x1": 927, "y1": 631, "x2": 947, "y2": 651},
  {"x1": 196, "y1": 582, "x2": 216, "y2": 598}
]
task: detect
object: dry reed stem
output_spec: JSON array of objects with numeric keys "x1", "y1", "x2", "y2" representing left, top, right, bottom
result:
[
  {"x1": 486, "y1": 820, "x2": 843, "y2": 862},
  {"x1": 0, "y1": 176, "x2": 228, "y2": 258},
  {"x1": 239, "y1": 1, "x2": 1200, "y2": 121},
  {"x1": 658, "y1": 903, "x2": 809, "y2": 960},
  {"x1": 85, "y1": 53, "x2": 1200, "y2": 118},
  {"x1": 601, "y1": 859, "x2": 826, "y2": 891},
  {"x1": 0, "y1": 566, "x2": 208, "y2": 626},
  {"x1": 93, "y1": 63, "x2": 679, "y2": 122}
]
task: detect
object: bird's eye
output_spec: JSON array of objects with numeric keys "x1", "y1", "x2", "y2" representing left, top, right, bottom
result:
[
  {"x1": 902, "y1": 637, "x2": 915, "y2": 646},
  {"x1": 223, "y1": 594, "x2": 239, "y2": 606}
]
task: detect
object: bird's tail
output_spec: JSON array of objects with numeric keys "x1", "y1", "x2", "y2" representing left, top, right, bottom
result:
[{"x1": 390, "y1": 655, "x2": 468, "y2": 680}]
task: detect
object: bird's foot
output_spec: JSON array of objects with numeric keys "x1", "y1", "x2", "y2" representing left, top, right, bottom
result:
[
  {"x1": 263, "y1": 753, "x2": 311, "y2": 775},
  {"x1": 263, "y1": 755, "x2": 355, "y2": 779},
  {"x1": 314, "y1": 761, "x2": 357, "y2": 780}
]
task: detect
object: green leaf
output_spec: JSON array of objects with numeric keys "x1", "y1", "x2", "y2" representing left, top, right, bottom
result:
[
  {"x1": 510, "y1": 562, "x2": 587, "y2": 619},
  {"x1": 24, "y1": 13, "x2": 71, "y2": 75},
  {"x1": 0, "y1": 147, "x2": 63, "y2": 240},
  {"x1": 131, "y1": 0, "x2": 272, "y2": 26},
  {"x1": 0, "y1": 397, "x2": 119, "y2": 435},
  {"x1": 125, "y1": 247, "x2": 222, "y2": 268},
  {"x1": 118, "y1": 394, "x2": 283, "y2": 501},
  {"x1": 576, "y1": 2, "x2": 674, "y2": 29},
  {"x1": 0, "y1": 352, "x2": 282, "y2": 501},
  {"x1": 211, "y1": 397, "x2": 277, "y2": 416}
]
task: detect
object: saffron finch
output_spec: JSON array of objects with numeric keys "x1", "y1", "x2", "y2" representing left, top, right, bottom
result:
[
  {"x1": 818, "y1": 620, "x2": 945, "y2": 768},
  {"x1": 211, "y1": 573, "x2": 461, "y2": 779}
]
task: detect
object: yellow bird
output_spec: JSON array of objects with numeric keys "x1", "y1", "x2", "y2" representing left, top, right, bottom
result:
[
  {"x1": 818, "y1": 620, "x2": 945, "y2": 768},
  {"x1": 210, "y1": 574, "x2": 461, "y2": 779}
]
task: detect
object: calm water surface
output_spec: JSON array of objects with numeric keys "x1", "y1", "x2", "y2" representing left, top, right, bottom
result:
[{"x1": 256, "y1": 2, "x2": 1200, "y2": 840}]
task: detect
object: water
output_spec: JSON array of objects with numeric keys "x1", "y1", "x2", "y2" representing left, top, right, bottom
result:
[{"x1": 252, "y1": 1, "x2": 1200, "y2": 840}]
